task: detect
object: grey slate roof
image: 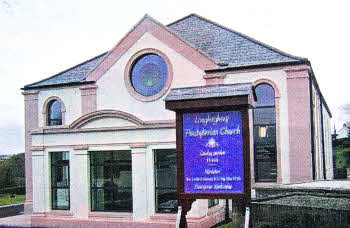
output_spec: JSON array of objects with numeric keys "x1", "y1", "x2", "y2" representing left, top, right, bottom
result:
[
  {"x1": 168, "y1": 14, "x2": 306, "y2": 68},
  {"x1": 164, "y1": 83, "x2": 254, "y2": 101},
  {"x1": 24, "y1": 14, "x2": 306, "y2": 89},
  {"x1": 23, "y1": 52, "x2": 107, "y2": 89}
]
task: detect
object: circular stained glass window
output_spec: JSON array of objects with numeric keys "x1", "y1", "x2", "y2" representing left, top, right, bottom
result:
[{"x1": 130, "y1": 54, "x2": 168, "y2": 97}]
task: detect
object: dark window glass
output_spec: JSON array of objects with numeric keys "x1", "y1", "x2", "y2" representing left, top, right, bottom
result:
[
  {"x1": 253, "y1": 84, "x2": 277, "y2": 182},
  {"x1": 255, "y1": 83, "x2": 275, "y2": 107},
  {"x1": 51, "y1": 152, "x2": 70, "y2": 210},
  {"x1": 90, "y1": 151, "x2": 132, "y2": 212},
  {"x1": 131, "y1": 54, "x2": 168, "y2": 97},
  {"x1": 48, "y1": 100, "x2": 62, "y2": 126},
  {"x1": 155, "y1": 149, "x2": 177, "y2": 213},
  {"x1": 208, "y1": 199, "x2": 219, "y2": 208},
  {"x1": 253, "y1": 108, "x2": 276, "y2": 125}
]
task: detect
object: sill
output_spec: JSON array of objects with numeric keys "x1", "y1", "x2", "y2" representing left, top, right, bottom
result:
[
  {"x1": 150, "y1": 213, "x2": 177, "y2": 221},
  {"x1": 31, "y1": 125, "x2": 69, "y2": 134},
  {"x1": 43, "y1": 125, "x2": 69, "y2": 129},
  {"x1": 89, "y1": 211, "x2": 132, "y2": 219},
  {"x1": 46, "y1": 210, "x2": 73, "y2": 217},
  {"x1": 253, "y1": 182, "x2": 281, "y2": 189}
]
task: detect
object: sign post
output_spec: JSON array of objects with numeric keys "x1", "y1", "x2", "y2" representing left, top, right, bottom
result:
[{"x1": 165, "y1": 83, "x2": 255, "y2": 228}]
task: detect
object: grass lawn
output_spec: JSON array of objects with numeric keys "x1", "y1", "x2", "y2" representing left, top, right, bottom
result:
[
  {"x1": 216, "y1": 222, "x2": 232, "y2": 228},
  {"x1": 0, "y1": 194, "x2": 25, "y2": 206}
]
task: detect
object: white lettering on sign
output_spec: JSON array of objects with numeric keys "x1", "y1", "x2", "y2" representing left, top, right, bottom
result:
[
  {"x1": 194, "y1": 184, "x2": 213, "y2": 190},
  {"x1": 194, "y1": 114, "x2": 230, "y2": 126},
  {"x1": 205, "y1": 169, "x2": 220, "y2": 174},
  {"x1": 184, "y1": 126, "x2": 241, "y2": 139},
  {"x1": 220, "y1": 126, "x2": 241, "y2": 135},
  {"x1": 214, "y1": 184, "x2": 233, "y2": 190},
  {"x1": 184, "y1": 128, "x2": 218, "y2": 139},
  {"x1": 199, "y1": 150, "x2": 226, "y2": 157}
]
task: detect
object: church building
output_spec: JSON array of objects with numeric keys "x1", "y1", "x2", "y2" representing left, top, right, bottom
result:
[{"x1": 22, "y1": 14, "x2": 333, "y2": 227}]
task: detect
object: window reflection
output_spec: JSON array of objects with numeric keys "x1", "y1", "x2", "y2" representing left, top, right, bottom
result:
[
  {"x1": 51, "y1": 152, "x2": 70, "y2": 210},
  {"x1": 253, "y1": 83, "x2": 277, "y2": 182},
  {"x1": 253, "y1": 108, "x2": 275, "y2": 125},
  {"x1": 155, "y1": 149, "x2": 178, "y2": 213},
  {"x1": 90, "y1": 151, "x2": 132, "y2": 212},
  {"x1": 259, "y1": 126, "x2": 268, "y2": 138},
  {"x1": 255, "y1": 83, "x2": 275, "y2": 107},
  {"x1": 48, "y1": 100, "x2": 62, "y2": 126}
]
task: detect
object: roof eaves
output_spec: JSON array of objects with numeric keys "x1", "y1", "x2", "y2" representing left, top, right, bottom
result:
[
  {"x1": 164, "y1": 82, "x2": 253, "y2": 101},
  {"x1": 21, "y1": 80, "x2": 94, "y2": 90},
  {"x1": 309, "y1": 66, "x2": 332, "y2": 118},
  {"x1": 204, "y1": 59, "x2": 309, "y2": 73},
  {"x1": 23, "y1": 52, "x2": 107, "y2": 89}
]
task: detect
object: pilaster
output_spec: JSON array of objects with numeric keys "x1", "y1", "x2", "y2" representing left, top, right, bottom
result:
[
  {"x1": 22, "y1": 89, "x2": 39, "y2": 214},
  {"x1": 31, "y1": 147, "x2": 45, "y2": 213},
  {"x1": 80, "y1": 85, "x2": 97, "y2": 115},
  {"x1": 71, "y1": 146, "x2": 90, "y2": 219},
  {"x1": 131, "y1": 144, "x2": 148, "y2": 220}
]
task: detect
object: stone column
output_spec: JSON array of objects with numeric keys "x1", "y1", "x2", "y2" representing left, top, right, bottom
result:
[
  {"x1": 31, "y1": 147, "x2": 46, "y2": 214},
  {"x1": 71, "y1": 146, "x2": 90, "y2": 219},
  {"x1": 22, "y1": 90, "x2": 39, "y2": 214},
  {"x1": 131, "y1": 144, "x2": 148, "y2": 220}
]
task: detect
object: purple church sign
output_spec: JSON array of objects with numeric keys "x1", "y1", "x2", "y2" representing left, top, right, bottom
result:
[{"x1": 182, "y1": 110, "x2": 244, "y2": 194}]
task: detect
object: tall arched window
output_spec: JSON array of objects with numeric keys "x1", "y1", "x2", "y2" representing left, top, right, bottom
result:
[
  {"x1": 253, "y1": 83, "x2": 277, "y2": 182},
  {"x1": 47, "y1": 99, "x2": 62, "y2": 126}
]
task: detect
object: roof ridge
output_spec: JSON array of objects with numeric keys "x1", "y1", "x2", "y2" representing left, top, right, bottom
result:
[
  {"x1": 166, "y1": 13, "x2": 197, "y2": 27},
  {"x1": 170, "y1": 13, "x2": 307, "y2": 62},
  {"x1": 24, "y1": 52, "x2": 107, "y2": 89},
  {"x1": 147, "y1": 14, "x2": 218, "y2": 65},
  {"x1": 140, "y1": 14, "x2": 218, "y2": 65}
]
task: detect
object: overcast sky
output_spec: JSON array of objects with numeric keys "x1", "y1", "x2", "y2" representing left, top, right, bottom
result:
[{"x1": 1, "y1": 0, "x2": 349, "y2": 155}]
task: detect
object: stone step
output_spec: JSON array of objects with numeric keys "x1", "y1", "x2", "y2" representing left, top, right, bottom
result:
[
  {"x1": 251, "y1": 195, "x2": 350, "y2": 227},
  {"x1": 255, "y1": 186, "x2": 350, "y2": 200}
]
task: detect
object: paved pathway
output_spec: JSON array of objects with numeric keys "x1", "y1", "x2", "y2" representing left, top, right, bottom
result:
[
  {"x1": 0, "y1": 214, "x2": 31, "y2": 227},
  {"x1": 286, "y1": 180, "x2": 350, "y2": 191}
]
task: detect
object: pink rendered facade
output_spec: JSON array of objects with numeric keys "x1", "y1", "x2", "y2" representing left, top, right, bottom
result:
[
  {"x1": 22, "y1": 14, "x2": 333, "y2": 227},
  {"x1": 287, "y1": 68, "x2": 313, "y2": 183}
]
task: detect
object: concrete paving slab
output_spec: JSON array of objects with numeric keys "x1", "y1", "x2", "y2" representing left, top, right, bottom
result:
[
  {"x1": 287, "y1": 180, "x2": 350, "y2": 191},
  {"x1": 0, "y1": 214, "x2": 31, "y2": 227}
]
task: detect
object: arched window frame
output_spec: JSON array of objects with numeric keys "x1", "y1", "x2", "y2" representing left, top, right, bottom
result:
[
  {"x1": 253, "y1": 79, "x2": 281, "y2": 183},
  {"x1": 42, "y1": 96, "x2": 66, "y2": 126}
]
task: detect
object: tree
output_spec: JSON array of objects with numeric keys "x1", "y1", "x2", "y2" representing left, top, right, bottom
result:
[
  {"x1": 0, "y1": 153, "x2": 25, "y2": 189},
  {"x1": 0, "y1": 159, "x2": 13, "y2": 187}
]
